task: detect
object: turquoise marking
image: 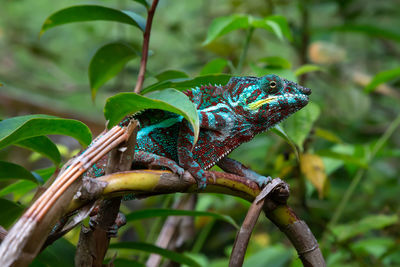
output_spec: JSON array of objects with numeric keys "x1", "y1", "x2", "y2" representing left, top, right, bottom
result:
[
  {"x1": 208, "y1": 113, "x2": 216, "y2": 126},
  {"x1": 137, "y1": 117, "x2": 183, "y2": 140}
]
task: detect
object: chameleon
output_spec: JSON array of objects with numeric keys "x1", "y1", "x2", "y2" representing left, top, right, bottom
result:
[{"x1": 88, "y1": 74, "x2": 311, "y2": 189}]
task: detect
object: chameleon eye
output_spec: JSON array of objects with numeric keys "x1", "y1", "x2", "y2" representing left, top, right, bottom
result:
[{"x1": 268, "y1": 81, "x2": 279, "y2": 93}]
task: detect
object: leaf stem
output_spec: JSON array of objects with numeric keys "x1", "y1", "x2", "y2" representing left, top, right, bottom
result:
[
  {"x1": 325, "y1": 112, "x2": 400, "y2": 241},
  {"x1": 236, "y1": 27, "x2": 254, "y2": 74},
  {"x1": 134, "y1": 0, "x2": 159, "y2": 94}
]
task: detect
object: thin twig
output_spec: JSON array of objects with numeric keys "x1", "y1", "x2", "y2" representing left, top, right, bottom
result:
[
  {"x1": 298, "y1": 0, "x2": 310, "y2": 85},
  {"x1": 230, "y1": 179, "x2": 284, "y2": 267},
  {"x1": 229, "y1": 193, "x2": 264, "y2": 267},
  {"x1": 134, "y1": 0, "x2": 160, "y2": 93},
  {"x1": 236, "y1": 27, "x2": 254, "y2": 74}
]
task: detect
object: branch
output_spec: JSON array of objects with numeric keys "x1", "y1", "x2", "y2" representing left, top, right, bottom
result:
[
  {"x1": 229, "y1": 179, "x2": 285, "y2": 267},
  {"x1": 134, "y1": 0, "x2": 160, "y2": 93},
  {"x1": 66, "y1": 170, "x2": 326, "y2": 266},
  {"x1": 0, "y1": 122, "x2": 137, "y2": 267},
  {"x1": 75, "y1": 122, "x2": 138, "y2": 266}
]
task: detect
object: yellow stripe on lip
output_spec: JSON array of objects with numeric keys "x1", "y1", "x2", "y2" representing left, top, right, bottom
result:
[{"x1": 248, "y1": 96, "x2": 278, "y2": 110}]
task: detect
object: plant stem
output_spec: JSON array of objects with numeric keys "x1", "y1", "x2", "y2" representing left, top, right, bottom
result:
[
  {"x1": 134, "y1": 0, "x2": 159, "y2": 94},
  {"x1": 298, "y1": 0, "x2": 310, "y2": 85},
  {"x1": 236, "y1": 27, "x2": 254, "y2": 74},
  {"x1": 325, "y1": 112, "x2": 400, "y2": 240}
]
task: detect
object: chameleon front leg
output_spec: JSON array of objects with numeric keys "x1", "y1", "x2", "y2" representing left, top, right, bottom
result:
[
  {"x1": 133, "y1": 150, "x2": 184, "y2": 176},
  {"x1": 177, "y1": 120, "x2": 209, "y2": 189},
  {"x1": 217, "y1": 157, "x2": 271, "y2": 187}
]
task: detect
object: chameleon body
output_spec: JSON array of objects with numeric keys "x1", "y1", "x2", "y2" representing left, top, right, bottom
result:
[{"x1": 89, "y1": 74, "x2": 311, "y2": 189}]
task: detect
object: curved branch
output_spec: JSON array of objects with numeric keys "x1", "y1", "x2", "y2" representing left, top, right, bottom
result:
[{"x1": 66, "y1": 170, "x2": 325, "y2": 266}]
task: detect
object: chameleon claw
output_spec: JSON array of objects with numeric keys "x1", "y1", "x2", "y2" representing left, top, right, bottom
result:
[
  {"x1": 197, "y1": 180, "x2": 207, "y2": 190},
  {"x1": 88, "y1": 212, "x2": 126, "y2": 238}
]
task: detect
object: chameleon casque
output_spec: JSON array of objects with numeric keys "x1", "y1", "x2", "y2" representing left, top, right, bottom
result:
[{"x1": 88, "y1": 74, "x2": 311, "y2": 189}]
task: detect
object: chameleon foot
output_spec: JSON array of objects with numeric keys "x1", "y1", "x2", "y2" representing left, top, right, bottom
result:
[
  {"x1": 186, "y1": 167, "x2": 214, "y2": 189},
  {"x1": 134, "y1": 151, "x2": 185, "y2": 176},
  {"x1": 89, "y1": 212, "x2": 126, "y2": 238},
  {"x1": 254, "y1": 175, "x2": 272, "y2": 188},
  {"x1": 107, "y1": 212, "x2": 127, "y2": 238}
]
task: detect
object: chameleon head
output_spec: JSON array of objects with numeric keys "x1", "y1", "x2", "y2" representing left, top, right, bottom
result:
[{"x1": 226, "y1": 74, "x2": 311, "y2": 127}]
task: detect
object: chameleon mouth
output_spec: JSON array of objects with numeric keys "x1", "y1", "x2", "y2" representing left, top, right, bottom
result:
[
  {"x1": 248, "y1": 96, "x2": 278, "y2": 110},
  {"x1": 248, "y1": 94, "x2": 309, "y2": 110}
]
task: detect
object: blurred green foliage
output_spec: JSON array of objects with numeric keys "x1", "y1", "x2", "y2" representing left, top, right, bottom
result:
[{"x1": 1, "y1": 0, "x2": 400, "y2": 266}]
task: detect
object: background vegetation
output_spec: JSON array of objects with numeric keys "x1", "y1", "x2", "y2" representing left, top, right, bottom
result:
[{"x1": 0, "y1": 0, "x2": 400, "y2": 266}]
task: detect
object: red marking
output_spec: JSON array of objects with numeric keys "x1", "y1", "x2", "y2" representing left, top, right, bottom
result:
[
  {"x1": 200, "y1": 112, "x2": 209, "y2": 127},
  {"x1": 285, "y1": 86, "x2": 293, "y2": 93}
]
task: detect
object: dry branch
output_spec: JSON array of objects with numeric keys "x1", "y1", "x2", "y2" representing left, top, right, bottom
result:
[{"x1": 75, "y1": 121, "x2": 138, "y2": 266}]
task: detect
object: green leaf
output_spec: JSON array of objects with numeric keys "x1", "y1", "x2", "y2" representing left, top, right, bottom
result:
[
  {"x1": 0, "y1": 180, "x2": 37, "y2": 198},
  {"x1": 252, "y1": 17, "x2": 285, "y2": 41},
  {"x1": 0, "y1": 161, "x2": 42, "y2": 183},
  {"x1": 132, "y1": 0, "x2": 149, "y2": 9},
  {"x1": 243, "y1": 244, "x2": 292, "y2": 267},
  {"x1": 109, "y1": 242, "x2": 201, "y2": 267},
  {"x1": 0, "y1": 198, "x2": 24, "y2": 228},
  {"x1": 34, "y1": 238, "x2": 76, "y2": 267},
  {"x1": 34, "y1": 166, "x2": 57, "y2": 181},
  {"x1": 0, "y1": 115, "x2": 92, "y2": 149},
  {"x1": 271, "y1": 125, "x2": 299, "y2": 159},
  {"x1": 314, "y1": 127, "x2": 342, "y2": 144},
  {"x1": 108, "y1": 258, "x2": 145, "y2": 267},
  {"x1": 331, "y1": 214, "x2": 398, "y2": 242},
  {"x1": 141, "y1": 74, "x2": 232, "y2": 94},
  {"x1": 125, "y1": 208, "x2": 239, "y2": 229},
  {"x1": 259, "y1": 56, "x2": 292, "y2": 69},
  {"x1": 316, "y1": 150, "x2": 368, "y2": 168},
  {"x1": 0, "y1": 167, "x2": 55, "y2": 198},
  {"x1": 294, "y1": 64, "x2": 324, "y2": 77},
  {"x1": 264, "y1": 15, "x2": 293, "y2": 41},
  {"x1": 203, "y1": 14, "x2": 292, "y2": 45},
  {"x1": 200, "y1": 58, "x2": 229, "y2": 75},
  {"x1": 364, "y1": 67, "x2": 400, "y2": 93},
  {"x1": 16, "y1": 136, "x2": 61, "y2": 165},
  {"x1": 40, "y1": 5, "x2": 145, "y2": 35},
  {"x1": 282, "y1": 102, "x2": 320, "y2": 151},
  {"x1": 351, "y1": 237, "x2": 395, "y2": 259},
  {"x1": 89, "y1": 42, "x2": 138, "y2": 99},
  {"x1": 329, "y1": 24, "x2": 400, "y2": 43},
  {"x1": 251, "y1": 15, "x2": 293, "y2": 41},
  {"x1": 104, "y1": 89, "x2": 200, "y2": 143},
  {"x1": 155, "y1": 70, "x2": 189, "y2": 82},
  {"x1": 203, "y1": 14, "x2": 249, "y2": 45}
]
